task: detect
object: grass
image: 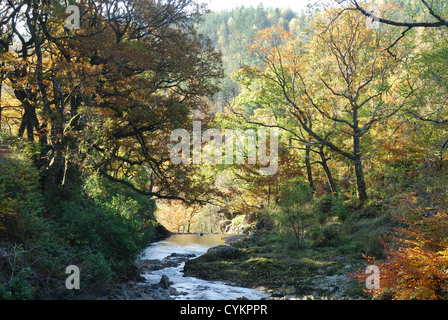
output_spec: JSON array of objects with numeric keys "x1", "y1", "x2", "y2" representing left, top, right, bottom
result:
[
  {"x1": 183, "y1": 204, "x2": 398, "y2": 299},
  {"x1": 183, "y1": 230, "x2": 370, "y2": 298}
]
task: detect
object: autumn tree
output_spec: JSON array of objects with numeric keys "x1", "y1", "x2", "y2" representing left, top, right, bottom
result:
[
  {"x1": 231, "y1": 60, "x2": 338, "y2": 195},
  {"x1": 338, "y1": 1, "x2": 448, "y2": 177},
  {"x1": 0, "y1": 0, "x2": 223, "y2": 202},
  {"x1": 352, "y1": 199, "x2": 448, "y2": 300},
  {"x1": 347, "y1": 0, "x2": 448, "y2": 30},
  {"x1": 156, "y1": 200, "x2": 201, "y2": 233},
  {"x1": 233, "y1": 8, "x2": 412, "y2": 203},
  {"x1": 276, "y1": 181, "x2": 314, "y2": 249}
]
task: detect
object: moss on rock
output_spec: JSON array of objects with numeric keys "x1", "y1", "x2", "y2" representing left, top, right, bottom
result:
[{"x1": 182, "y1": 232, "x2": 364, "y2": 299}]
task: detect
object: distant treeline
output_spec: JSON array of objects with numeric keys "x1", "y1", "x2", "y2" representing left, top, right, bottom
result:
[
  {"x1": 197, "y1": 5, "x2": 314, "y2": 105},
  {"x1": 196, "y1": 1, "x2": 429, "y2": 106}
]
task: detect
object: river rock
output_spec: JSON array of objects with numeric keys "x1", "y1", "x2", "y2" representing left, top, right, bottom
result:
[
  {"x1": 222, "y1": 235, "x2": 247, "y2": 245},
  {"x1": 206, "y1": 245, "x2": 241, "y2": 259},
  {"x1": 105, "y1": 281, "x2": 174, "y2": 300},
  {"x1": 159, "y1": 275, "x2": 170, "y2": 289},
  {"x1": 169, "y1": 253, "x2": 196, "y2": 258},
  {"x1": 139, "y1": 259, "x2": 164, "y2": 270},
  {"x1": 140, "y1": 253, "x2": 196, "y2": 271}
]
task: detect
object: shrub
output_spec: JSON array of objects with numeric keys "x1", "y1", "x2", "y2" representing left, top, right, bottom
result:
[
  {"x1": 316, "y1": 192, "x2": 349, "y2": 223},
  {"x1": 45, "y1": 173, "x2": 157, "y2": 280},
  {"x1": 317, "y1": 194, "x2": 333, "y2": 225},
  {"x1": 276, "y1": 181, "x2": 315, "y2": 249},
  {"x1": 49, "y1": 198, "x2": 141, "y2": 279},
  {"x1": 0, "y1": 268, "x2": 35, "y2": 300},
  {"x1": 77, "y1": 250, "x2": 114, "y2": 294},
  {"x1": 351, "y1": 204, "x2": 448, "y2": 300},
  {"x1": 310, "y1": 224, "x2": 341, "y2": 247},
  {"x1": 331, "y1": 193, "x2": 349, "y2": 222},
  {"x1": 0, "y1": 156, "x2": 46, "y2": 242}
]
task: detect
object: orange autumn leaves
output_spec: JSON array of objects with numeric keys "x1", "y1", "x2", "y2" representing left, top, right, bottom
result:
[
  {"x1": 351, "y1": 198, "x2": 448, "y2": 300},
  {"x1": 156, "y1": 201, "x2": 200, "y2": 233}
]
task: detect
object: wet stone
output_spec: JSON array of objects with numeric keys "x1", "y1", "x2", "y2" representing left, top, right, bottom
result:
[{"x1": 140, "y1": 253, "x2": 197, "y2": 271}]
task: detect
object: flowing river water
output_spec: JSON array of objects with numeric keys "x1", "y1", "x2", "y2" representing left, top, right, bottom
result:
[{"x1": 140, "y1": 233, "x2": 269, "y2": 300}]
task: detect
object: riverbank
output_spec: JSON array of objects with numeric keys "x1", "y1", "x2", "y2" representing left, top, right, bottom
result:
[
  {"x1": 106, "y1": 233, "x2": 269, "y2": 300},
  {"x1": 183, "y1": 231, "x2": 366, "y2": 300},
  {"x1": 105, "y1": 252, "x2": 195, "y2": 300}
]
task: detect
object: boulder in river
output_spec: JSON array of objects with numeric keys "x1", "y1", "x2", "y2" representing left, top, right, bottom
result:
[
  {"x1": 222, "y1": 235, "x2": 247, "y2": 245},
  {"x1": 140, "y1": 253, "x2": 196, "y2": 271},
  {"x1": 159, "y1": 275, "x2": 171, "y2": 289},
  {"x1": 169, "y1": 253, "x2": 196, "y2": 259},
  {"x1": 206, "y1": 245, "x2": 241, "y2": 259}
]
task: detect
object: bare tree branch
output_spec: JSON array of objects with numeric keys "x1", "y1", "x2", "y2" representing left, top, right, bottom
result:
[{"x1": 348, "y1": 0, "x2": 448, "y2": 28}]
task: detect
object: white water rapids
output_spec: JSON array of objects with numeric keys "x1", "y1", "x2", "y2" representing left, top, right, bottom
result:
[{"x1": 140, "y1": 234, "x2": 268, "y2": 300}]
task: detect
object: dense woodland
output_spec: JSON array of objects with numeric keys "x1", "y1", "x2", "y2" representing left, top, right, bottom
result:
[{"x1": 1, "y1": 0, "x2": 448, "y2": 300}]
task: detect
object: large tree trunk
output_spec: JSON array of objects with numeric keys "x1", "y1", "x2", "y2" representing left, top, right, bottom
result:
[
  {"x1": 0, "y1": 69, "x2": 2, "y2": 131},
  {"x1": 353, "y1": 132, "x2": 368, "y2": 203},
  {"x1": 14, "y1": 88, "x2": 40, "y2": 142},
  {"x1": 305, "y1": 143, "x2": 315, "y2": 192},
  {"x1": 319, "y1": 145, "x2": 337, "y2": 194}
]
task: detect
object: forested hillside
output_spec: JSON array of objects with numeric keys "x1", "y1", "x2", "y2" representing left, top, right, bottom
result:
[{"x1": 197, "y1": 5, "x2": 314, "y2": 106}]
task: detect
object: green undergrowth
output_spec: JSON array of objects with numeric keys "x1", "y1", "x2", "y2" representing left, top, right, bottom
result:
[
  {"x1": 184, "y1": 233, "x2": 363, "y2": 298},
  {"x1": 0, "y1": 138, "x2": 160, "y2": 299},
  {"x1": 184, "y1": 205, "x2": 396, "y2": 299}
]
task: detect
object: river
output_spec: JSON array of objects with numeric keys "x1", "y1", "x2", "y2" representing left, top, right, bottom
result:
[{"x1": 140, "y1": 233, "x2": 269, "y2": 300}]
